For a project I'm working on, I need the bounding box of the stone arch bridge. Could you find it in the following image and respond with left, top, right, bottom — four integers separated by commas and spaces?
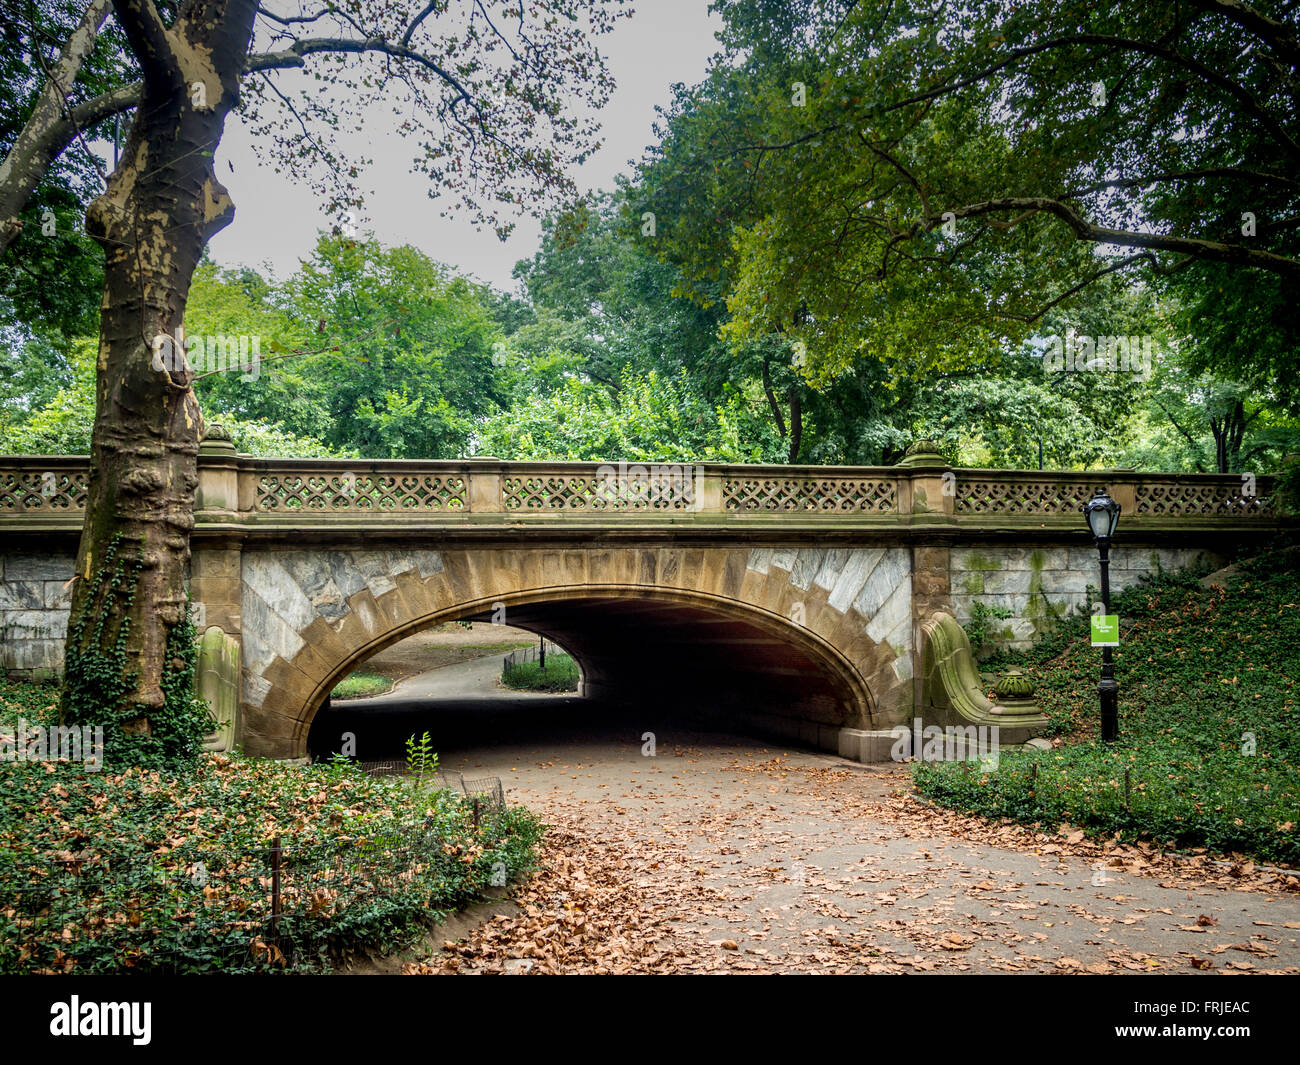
0, 441, 1283, 761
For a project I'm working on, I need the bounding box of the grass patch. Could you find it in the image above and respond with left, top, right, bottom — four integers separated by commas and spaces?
330, 671, 394, 699
0, 681, 542, 973
914, 547, 1300, 865
501, 653, 580, 693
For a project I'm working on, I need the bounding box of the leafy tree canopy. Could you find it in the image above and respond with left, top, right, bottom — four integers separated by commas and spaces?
636, 0, 1299, 397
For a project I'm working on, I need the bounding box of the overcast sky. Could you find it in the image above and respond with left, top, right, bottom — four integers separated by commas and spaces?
202, 1, 722, 294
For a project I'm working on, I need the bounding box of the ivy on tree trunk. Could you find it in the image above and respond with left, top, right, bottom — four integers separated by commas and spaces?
62, 0, 259, 749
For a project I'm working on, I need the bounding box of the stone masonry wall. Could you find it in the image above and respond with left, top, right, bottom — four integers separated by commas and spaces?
3, 540, 1231, 681
949, 542, 1226, 654
0, 550, 76, 678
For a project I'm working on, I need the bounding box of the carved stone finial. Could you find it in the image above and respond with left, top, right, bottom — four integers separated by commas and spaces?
896, 439, 950, 467
994, 667, 1038, 703
199, 422, 236, 456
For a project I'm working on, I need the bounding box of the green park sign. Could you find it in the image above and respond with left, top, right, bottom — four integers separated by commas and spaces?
1090, 615, 1120, 647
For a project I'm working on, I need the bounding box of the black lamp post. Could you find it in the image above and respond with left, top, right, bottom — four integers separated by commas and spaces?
1084, 489, 1122, 742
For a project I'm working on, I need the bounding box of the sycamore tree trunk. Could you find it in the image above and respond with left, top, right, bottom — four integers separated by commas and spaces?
64, 0, 257, 740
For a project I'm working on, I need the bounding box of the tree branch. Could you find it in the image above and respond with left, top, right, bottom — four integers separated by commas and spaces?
401, 1, 440, 45
761, 356, 786, 438
1157, 401, 1209, 470
1065, 166, 1300, 197
1186, 0, 1300, 70
0, 0, 114, 254
110, 0, 182, 90
244, 35, 480, 118
1017, 252, 1158, 323
256, 4, 335, 29
882, 32, 1300, 163
937, 196, 1300, 275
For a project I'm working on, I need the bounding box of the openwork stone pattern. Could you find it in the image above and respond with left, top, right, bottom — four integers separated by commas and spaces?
502, 474, 695, 511
256, 474, 466, 512
724, 478, 896, 512
955, 480, 1107, 515
0, 458, 1282, 523
1137, 482, 1274, 516
0, 468, 88, 512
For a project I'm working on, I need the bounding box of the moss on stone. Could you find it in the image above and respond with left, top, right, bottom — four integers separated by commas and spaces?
1026, 565, 1068, 638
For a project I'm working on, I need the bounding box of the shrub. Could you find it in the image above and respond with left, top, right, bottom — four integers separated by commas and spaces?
0, 737, 542, 973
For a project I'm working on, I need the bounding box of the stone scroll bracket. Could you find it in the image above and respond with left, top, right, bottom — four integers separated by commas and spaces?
838, 611, 1049, 763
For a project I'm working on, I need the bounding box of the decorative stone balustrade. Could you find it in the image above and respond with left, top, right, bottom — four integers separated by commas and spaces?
0, 450, 1279, 533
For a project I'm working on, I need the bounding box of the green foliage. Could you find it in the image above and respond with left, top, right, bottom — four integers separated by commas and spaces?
330, 671, 393, 700
1276, 455, 1300, 515
1120, 360, 1300, 475
632, 1, 1299, 468
210, 416, 359, 459
0, 675, 60, 730
0, 336, 95, 452
917, 550, 1300, 864
476, 367, 757, 462
962, 603, 1014, 659
154, 596, 218, 766
59, 538, 141, 762
513, 194, 769, 455
184, 260, 321, 438
501, 653, 580, 693
0, 2, 122, 346
281, 234, 506, 459
404, 731, 438, 781
0, 337, 352, 457
0, 748, 543, 973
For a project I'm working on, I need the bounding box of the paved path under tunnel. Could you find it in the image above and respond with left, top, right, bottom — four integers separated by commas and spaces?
347, 650, 562, 704
318, 656, 1300, 975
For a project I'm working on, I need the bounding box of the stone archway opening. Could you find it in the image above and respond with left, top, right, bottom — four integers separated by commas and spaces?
302, 588, 872, 762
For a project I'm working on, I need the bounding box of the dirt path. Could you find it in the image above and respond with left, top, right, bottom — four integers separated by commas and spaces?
405, 730, 1300, 975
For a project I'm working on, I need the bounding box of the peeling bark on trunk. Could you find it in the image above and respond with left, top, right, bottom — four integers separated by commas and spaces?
64, 0, 257, 734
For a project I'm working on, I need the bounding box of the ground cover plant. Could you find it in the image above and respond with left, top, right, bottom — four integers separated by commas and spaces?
330, 671, 394, 700
0, 679, 542, 973
915, 548, 1300, 865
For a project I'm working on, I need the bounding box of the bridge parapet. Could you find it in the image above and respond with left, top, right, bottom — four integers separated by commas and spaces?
0, 452, 1280, 536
